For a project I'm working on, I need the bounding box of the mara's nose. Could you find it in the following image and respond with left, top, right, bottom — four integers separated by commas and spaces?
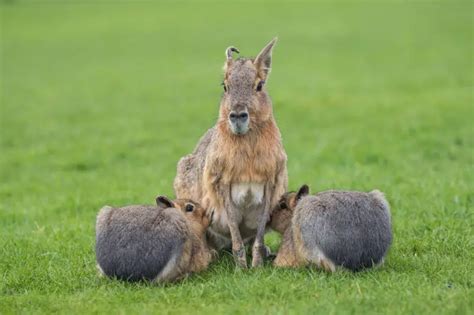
229, 111, 249, 123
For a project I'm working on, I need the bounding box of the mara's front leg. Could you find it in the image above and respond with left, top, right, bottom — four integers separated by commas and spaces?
252, 184, 272, 267
224, 198, 247, 269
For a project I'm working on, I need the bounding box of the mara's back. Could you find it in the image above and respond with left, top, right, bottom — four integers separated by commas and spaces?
95, 205, 189, 281
174, 127, 216, 201
294, 190, 392, 271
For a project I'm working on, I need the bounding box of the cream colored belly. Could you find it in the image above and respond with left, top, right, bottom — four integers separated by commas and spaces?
207, 182, 265, 249
231, 182, 264, 206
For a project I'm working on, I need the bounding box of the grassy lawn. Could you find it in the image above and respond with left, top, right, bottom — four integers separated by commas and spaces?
1, 1, 472, 314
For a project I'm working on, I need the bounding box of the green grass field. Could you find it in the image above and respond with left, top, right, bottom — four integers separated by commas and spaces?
1, 1, 473, 314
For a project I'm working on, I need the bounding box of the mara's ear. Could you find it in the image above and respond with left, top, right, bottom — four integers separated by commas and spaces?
296, 184, 310, 202
254, 37, 277, 80
155, 196, 175, 208
224, 46, 240, 72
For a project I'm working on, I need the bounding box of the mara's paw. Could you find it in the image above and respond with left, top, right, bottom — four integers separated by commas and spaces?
262, 244, 272, 258
251, 245, 267, 267
233, 246, 248, 269
251, 254, 264, 268
210, 249, 219, 261
319, 257, 336, 273
96, 264, 106, 278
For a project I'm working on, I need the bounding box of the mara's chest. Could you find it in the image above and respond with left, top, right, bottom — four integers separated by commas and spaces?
217, 147, 282, 184
204, 126, 287, 188
231, 182, 265, 207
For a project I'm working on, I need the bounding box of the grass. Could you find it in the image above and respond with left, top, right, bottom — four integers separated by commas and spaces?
1, 0, 473, 314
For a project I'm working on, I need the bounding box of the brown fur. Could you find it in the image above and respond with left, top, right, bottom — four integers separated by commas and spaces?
271, 189, 336, 270
177, 199, 215, 274
270, 187, 337, 270
202, 119, 286, 210
174, 39, 288, 268
157, 198, 213, 278
272, 228, 302, 267
270, 191, 306, 268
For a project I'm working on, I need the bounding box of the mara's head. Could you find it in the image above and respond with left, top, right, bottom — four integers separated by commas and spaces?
270, 185, 309, 233
156, 196, 213, 231
219, 38, 277, 136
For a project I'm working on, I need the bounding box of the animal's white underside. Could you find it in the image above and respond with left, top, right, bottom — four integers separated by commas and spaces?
208, 182, 265, 246
231, 182, 264, 206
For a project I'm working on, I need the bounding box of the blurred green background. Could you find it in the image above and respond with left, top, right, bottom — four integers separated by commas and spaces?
1, 1, 472, 314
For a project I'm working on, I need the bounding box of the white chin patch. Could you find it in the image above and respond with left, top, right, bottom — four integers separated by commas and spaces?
230, 123, 249, 135
231, 183, 264, 206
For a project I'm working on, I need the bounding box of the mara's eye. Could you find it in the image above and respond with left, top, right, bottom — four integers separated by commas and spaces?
185, 204, 194, 212
256, 80, 264, 92
221, 82, 227, 92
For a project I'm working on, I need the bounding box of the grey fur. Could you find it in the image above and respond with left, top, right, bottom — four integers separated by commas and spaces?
95, 205, 189, 281
294, 190, 392, 271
